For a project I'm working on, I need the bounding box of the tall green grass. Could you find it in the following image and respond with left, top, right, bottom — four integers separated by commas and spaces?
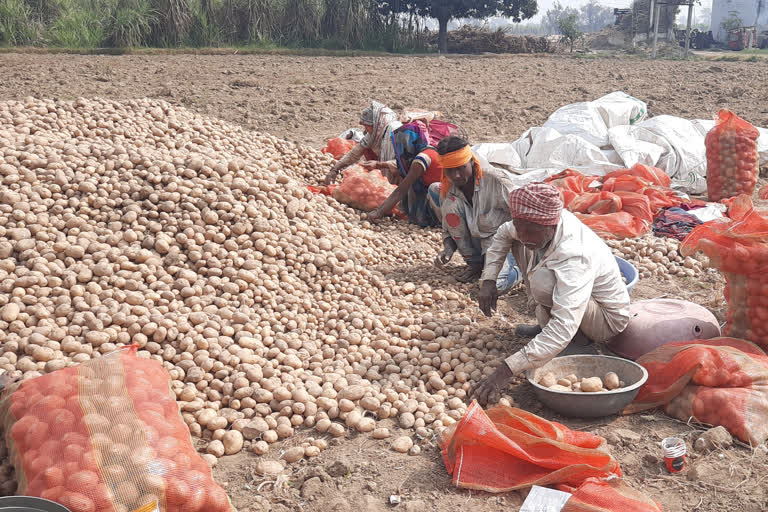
0, 0, 429, 50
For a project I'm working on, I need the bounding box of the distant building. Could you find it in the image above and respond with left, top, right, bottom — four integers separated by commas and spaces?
710, 0, 766, 41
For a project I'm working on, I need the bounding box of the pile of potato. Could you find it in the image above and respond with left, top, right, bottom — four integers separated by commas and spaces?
538, 371, 626, 393
606, 235, 706, 280
0, 97, 520, 491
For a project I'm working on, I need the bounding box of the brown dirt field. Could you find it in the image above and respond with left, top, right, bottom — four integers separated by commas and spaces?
2, 52, 768, 512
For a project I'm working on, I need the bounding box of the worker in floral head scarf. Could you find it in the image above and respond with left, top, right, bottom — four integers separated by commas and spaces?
472, 182, 631, 406
324, 100, 402, 185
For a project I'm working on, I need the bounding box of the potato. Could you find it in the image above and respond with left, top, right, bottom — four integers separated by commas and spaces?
549, 384, 572, 392
564, 374, 578, 384
580, 377, 604, 393
556, 378, 572, 387
604, 372, 620, 390
539, 372, 556, 388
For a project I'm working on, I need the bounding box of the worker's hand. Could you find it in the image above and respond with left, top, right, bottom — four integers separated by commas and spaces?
360, 160, 380, 170
324, 168, 340, 186
472, 363, 513, 407
478, 279, 498, 317
366, 209, 384, 222
434, 247, 454, 267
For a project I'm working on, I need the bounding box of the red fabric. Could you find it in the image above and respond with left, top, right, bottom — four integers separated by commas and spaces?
624, 338, 768, 445
439, 402, 662, 512
509, 183, 564, 226
419, 148, 443, 186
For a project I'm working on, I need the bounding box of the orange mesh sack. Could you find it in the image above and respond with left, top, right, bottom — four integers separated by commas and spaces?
602, 174, 649, 194
439, 402, 621, 492
568, 192, 622, 215
615, 191, 654, 223
643, 187, 681, 212
705, 109, 760, 202
321, 137, 356, 159
560, 477, 663, 512
681, 195, 768, 345
604, 164, 671, 189
576, 212, 649, 240
440, 402, 662, 512
624, 338, 768, 445
0, 348, 232, 512
332, 165, 397, 213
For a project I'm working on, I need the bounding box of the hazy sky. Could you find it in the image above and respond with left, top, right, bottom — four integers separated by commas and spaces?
530, 0, 713, 21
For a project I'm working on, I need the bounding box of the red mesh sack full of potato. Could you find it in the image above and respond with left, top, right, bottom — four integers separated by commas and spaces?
332, 165, 397, 213
705, 109, 760, 202
576, 212, 649, 240
0, 348, 232, 512
440, 402, 662, 512
321, 137, 356, 159
624, 338, 768, 445
681, 195, 768, 345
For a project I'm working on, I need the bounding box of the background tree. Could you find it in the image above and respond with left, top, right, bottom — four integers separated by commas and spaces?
382, 0, 538, 53
578, 0, 613, 32
543, 1, 577, 34
558, 12, 582, 52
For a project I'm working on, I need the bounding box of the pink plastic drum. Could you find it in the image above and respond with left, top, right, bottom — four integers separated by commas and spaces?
607, 299, 721, 360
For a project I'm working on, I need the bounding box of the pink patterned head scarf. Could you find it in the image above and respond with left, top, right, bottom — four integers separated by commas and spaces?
359, 100, 398, 156
509, 183, 564, 226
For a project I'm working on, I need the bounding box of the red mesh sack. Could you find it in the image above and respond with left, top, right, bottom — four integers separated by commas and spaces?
705, 109, 760, 202
602, 175, 649, 194
681, 195, 768, 345
560, 477, 663, 512
440, 402, 662, 511
569, 192, 622, 215
439, 402, 620, 492
615, 191, 654, 223
576, 212, 649, 239
0, 348, 232, 512
321, 137, 356, 159
331, 166, 397, 213
624, 337, 768, 445
643, 187, 682, 212
604, 164, 671, 188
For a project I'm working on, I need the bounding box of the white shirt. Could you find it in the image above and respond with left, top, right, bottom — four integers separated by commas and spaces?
482, 210, 631, 373
441, 167, 517, 252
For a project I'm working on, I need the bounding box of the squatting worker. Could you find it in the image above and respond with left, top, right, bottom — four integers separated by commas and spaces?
426, 136, 521, 290
324, 100, 402, 185
472, 183, 631, 406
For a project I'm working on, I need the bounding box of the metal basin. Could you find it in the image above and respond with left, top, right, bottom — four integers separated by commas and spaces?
526, 355, 648, 418
0, 497, 71, 512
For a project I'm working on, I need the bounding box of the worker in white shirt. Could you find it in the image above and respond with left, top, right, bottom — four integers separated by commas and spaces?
472, 182, 631, 407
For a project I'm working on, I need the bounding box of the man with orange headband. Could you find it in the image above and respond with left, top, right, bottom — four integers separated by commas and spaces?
472, 182, 631, 407
427, 136, 521, 288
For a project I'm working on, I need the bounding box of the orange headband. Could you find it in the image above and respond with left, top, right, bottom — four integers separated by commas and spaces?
438, 146, 483, 199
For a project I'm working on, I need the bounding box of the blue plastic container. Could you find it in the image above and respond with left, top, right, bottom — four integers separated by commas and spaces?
615, 256, 639, 294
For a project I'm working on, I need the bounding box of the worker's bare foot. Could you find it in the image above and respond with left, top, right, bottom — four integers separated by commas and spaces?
455, 264, 483, 283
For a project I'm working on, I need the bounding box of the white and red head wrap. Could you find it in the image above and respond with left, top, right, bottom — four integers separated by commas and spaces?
509, 183, 564, 226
